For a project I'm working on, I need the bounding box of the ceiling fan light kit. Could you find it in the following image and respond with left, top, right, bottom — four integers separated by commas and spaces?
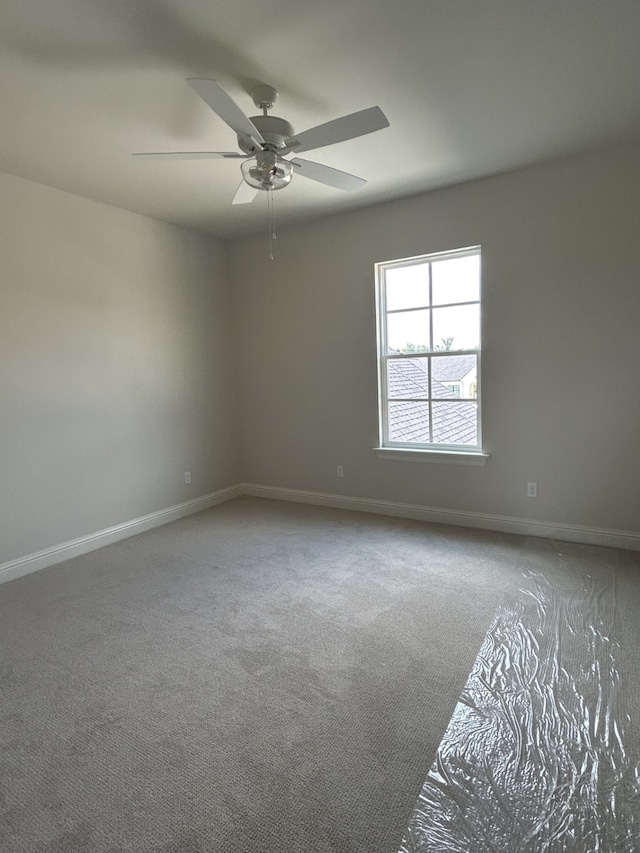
241, 151, 293, 191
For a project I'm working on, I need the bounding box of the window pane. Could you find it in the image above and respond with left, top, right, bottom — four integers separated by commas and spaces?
388, 401, 430, 443
430, 354, 478, 399
386, 309, 430, 353
385, 263, 430, 310
432, 254, 480, 305
432, 401, 478, 446
387, 357, 428, 399
432, 304, 479, 351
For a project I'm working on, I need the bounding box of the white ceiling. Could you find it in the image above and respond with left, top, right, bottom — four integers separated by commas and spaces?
2, 0, 640, 239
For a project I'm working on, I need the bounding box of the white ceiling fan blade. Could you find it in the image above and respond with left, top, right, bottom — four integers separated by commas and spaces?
290, 158, 367, 192
285, 106, 389, 154
187, 79, 265, 147
133, 152, 244, 160
232, 180, 259, 205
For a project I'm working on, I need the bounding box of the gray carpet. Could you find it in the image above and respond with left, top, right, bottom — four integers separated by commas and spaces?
1, 497, 639, 852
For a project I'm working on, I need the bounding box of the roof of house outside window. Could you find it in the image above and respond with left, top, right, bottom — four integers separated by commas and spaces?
387, 357, 477, 445
431, 354, 476, 382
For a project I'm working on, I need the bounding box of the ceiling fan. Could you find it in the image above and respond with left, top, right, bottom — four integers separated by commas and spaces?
134, 80, 390, 204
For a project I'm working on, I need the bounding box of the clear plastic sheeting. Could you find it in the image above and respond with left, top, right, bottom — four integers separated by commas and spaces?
399, 568, 640, 851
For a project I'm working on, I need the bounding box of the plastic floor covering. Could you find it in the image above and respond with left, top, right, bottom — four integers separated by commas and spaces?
398, 562, 640, 852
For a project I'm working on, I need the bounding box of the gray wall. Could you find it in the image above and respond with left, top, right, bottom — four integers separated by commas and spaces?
0, 171, 238, 565
3, 141, 639, 569
229, 142, 640, 533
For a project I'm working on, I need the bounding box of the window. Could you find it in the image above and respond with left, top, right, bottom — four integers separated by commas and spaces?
375, 246, 482, 456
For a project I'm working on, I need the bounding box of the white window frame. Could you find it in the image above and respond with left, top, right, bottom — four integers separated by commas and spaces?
374, 246, 489, 466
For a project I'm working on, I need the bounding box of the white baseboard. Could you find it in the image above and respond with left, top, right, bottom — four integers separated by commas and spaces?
241, 483, 640, 552
0, 485, 242, 585
3, 481, 638, 587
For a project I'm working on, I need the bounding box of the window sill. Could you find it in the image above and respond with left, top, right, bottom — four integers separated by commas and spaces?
373, 447, 490, 466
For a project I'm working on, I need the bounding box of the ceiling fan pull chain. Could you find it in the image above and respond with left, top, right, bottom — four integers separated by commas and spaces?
267, 189, 275, 260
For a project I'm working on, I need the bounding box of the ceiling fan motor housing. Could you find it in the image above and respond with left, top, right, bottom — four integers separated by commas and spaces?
238, 115, 295, 154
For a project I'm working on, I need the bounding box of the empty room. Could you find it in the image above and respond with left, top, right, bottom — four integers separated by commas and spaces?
2, 1, 640, 850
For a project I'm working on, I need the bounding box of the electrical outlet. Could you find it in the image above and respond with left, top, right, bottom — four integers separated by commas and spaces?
184, 471, 192, 485
527, 482, 537, 498
336, 465, 344, 478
